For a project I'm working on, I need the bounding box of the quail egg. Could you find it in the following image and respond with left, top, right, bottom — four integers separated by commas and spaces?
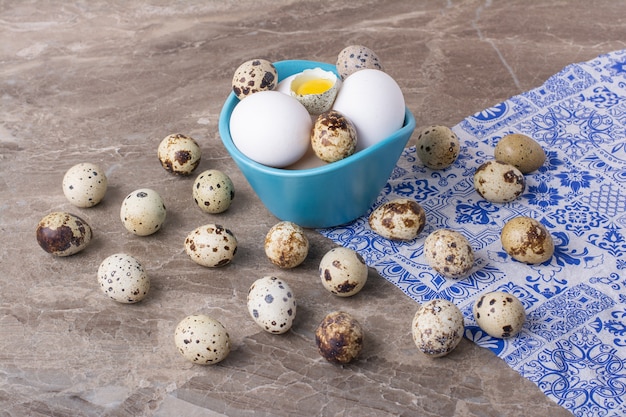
473, 160, 526, 203
232, 58, 277, 100
97, 253, 149, 303
62, 162, 108, 207
264, 221, 309, 269
36, 211, 93, 256
494, 133, 546, 174
336, 45, 384, 80
192, 169, 235, 214
319, 247, 368, 297
289, 68, 341, 115
174, 314, 231, 365
315, 311, 364, 364
423, 229, 474, 279
412, 299, 465, 357
157, 133, 201, 175
184, 224, 237, 267
247, 276, 297, 334
120, 188, 166, 236
310, 110, 357, 163
501, 216, 554, 264
369, 198, 426, 241
415, 125, 460, 169
473, 291, 526, 338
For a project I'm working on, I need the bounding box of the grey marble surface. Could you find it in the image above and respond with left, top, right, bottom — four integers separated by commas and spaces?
1, 1, 625, 416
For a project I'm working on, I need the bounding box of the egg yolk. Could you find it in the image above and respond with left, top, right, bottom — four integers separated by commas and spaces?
296, 78, 333, 95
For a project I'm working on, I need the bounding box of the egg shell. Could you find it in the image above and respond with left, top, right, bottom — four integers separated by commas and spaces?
184, 224, 237, 268
369, 198, 426, 241
494, 133, 546, 174
157, 133, 201, 175
336, 45, 384, 80
120, 188, 166, 236
192, 169, 235, 214
174, 314, 231, 365
290, 68, 340, 115
415, 125, 460, 169
264, 221, 309, 269
319, 247, 368, 297
36, 211, 92, 256
232, 58, 277, 100
473, 291, 526, 338
332, 69, 405, 151
474, 160, 526, 203
97, 253, 150, 303
501, 216, 554, 264
423, 229, 474, 279
62, 162, 108, 208
412, 299, 464, 357
315, 311, 363, 364
229, 90, 312, 168
247, 276, 297, 334
311, 110, 357, 163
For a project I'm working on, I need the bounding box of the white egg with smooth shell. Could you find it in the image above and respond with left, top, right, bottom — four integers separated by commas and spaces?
332, 69, 405, 151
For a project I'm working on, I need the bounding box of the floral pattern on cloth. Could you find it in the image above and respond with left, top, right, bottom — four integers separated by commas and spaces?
318, 49, 626, 417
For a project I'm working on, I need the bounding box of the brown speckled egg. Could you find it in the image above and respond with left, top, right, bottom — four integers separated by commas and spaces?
473, 291, 525, 338
415, 125, 460, 169
473, 160, 526, 203
192, 169, 235, 214
232, 58, 277, 100
315, 311, 363, 364
336, 45, 384, 80
247, 276, 297, 334
311, 110, 357, 163
501, 216, 554, 264
157, 133, 201, 176
494, 133, 546, 174
174, 314, 231, 365
264, 221, 309, 269
97, 253, 150, 303
319, 247, 368, 297
423, 229, 474, 278
62, 162, 108, 207
184, 224, 238, 267
369, 198, 426, 241
36, 212, 92, 256
412, 299, 464, 357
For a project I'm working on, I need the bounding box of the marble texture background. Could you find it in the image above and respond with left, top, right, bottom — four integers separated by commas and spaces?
1, 1, 624, 416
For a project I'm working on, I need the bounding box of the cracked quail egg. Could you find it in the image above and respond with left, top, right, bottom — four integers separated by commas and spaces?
62, 162, 108, 207
289, 68, 340, 115
192, 169, 235, 214
120, 188, 166, 236
369, 198, 426, 241
174, 314, 231, 365
474, 160, 526, 203
97, 253, 149, 303
184, 224, 237, 268
501, 216, 554, 264
264, 221, 309, 269
473, 291, 525, 338
247, 276, 297, 334
157, 133, 201, 175
336, 45, 384, 80
494, 133, 546, 174
319, 247, 368, 297
232, 58, 277, 100
36, 211, 92, 256
415, 125, 460, 169
315, 311, 364, 364
412, 299, 464, 358
423, 229, 474, 279
311, 110, 357, 163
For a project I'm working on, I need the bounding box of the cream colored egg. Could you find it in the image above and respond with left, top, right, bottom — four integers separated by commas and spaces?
62, 162, 108, 207
473, 160, 526, 203
157, 133, 201, 176
412, 299, 464, 357
232, 58, 277, 100
97, 253, 150, 304
415, 125, 460, 169
319, 247, 368, 297
369, 198, 426, 241
247, 276, 297, 334
495, 133, 546, 174
336, 45, 384, 80
501, 216, 554, 264
192, 169, 235, 214
423, 229, 474, 278
36, 212, 92, 256
264, 221, 309, 269
120, 188, 166, 236
184, 224, 238, 267
311, 110, 357, 163
174, 314, 231, 365
473, 291, 525, 338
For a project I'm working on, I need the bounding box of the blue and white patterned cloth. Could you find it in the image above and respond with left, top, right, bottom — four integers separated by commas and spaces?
319, 49, 626, 417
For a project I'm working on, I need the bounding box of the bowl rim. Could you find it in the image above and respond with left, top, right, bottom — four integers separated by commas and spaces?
218, 59, 416, 179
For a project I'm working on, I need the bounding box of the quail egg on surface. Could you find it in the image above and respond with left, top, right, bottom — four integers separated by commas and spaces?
120, 188, 166, 236
184, 224, 237, 268
415, 125, 460, 169
319, 247, 368, 297
192, 169, 235, 214
174, 314, 231, 365
157, 133, 201, 175
423, 229, 474, 279
62, 162, 108, 207
97, 253, 149, 303
247, 276, 297, 334
473, 160, 526, 203
336, 45, 384, 80
369, 198, 426, 241
311, 110, 357, 163
501, 216, 554, 264
232, 58, 277, 100
289, 67, 340, 115
494, 133, 546, 174
264, 221, 309, 269
36, 212, 92, 256
315, 311, 364, 364
412, 299, 464, 358
473, 291, 526, 338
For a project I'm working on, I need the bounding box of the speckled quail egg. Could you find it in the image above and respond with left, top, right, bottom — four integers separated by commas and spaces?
319, 247, 368, 297
157, 133, 201, 175
192, 169, 235, 214
415, 125, 460, 169
264, 221, 309, 269
473, 291, 526, 338
336, 45, 384, 80
36, 211, 92, 256
369, 198, 426, 241
412, 299, 465, 357
501, 216, 554, 264
184, 224, 237, 268
174, 314, 231, 365
120, 188, 166, 236
247, 276, 297, 334
473, 160, 526, 203
232, 58, 277, 100
97, 253, 149, 303
290, 68, 341, 115
311, 110, 357, 163
494, 133, 546, 174
315, 311, 364, 364
424, 229, 474, 279
62, 162, 108, 207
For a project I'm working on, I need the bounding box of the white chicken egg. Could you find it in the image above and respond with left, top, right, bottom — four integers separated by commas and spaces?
332, 69, 405, 151
97, 253, 150, 303
120, 188, 166, 236
229, 90, 312, 168
247, 276, 297, 334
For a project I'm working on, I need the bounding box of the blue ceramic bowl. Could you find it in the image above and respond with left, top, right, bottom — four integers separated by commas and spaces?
218, 60, 416, 228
